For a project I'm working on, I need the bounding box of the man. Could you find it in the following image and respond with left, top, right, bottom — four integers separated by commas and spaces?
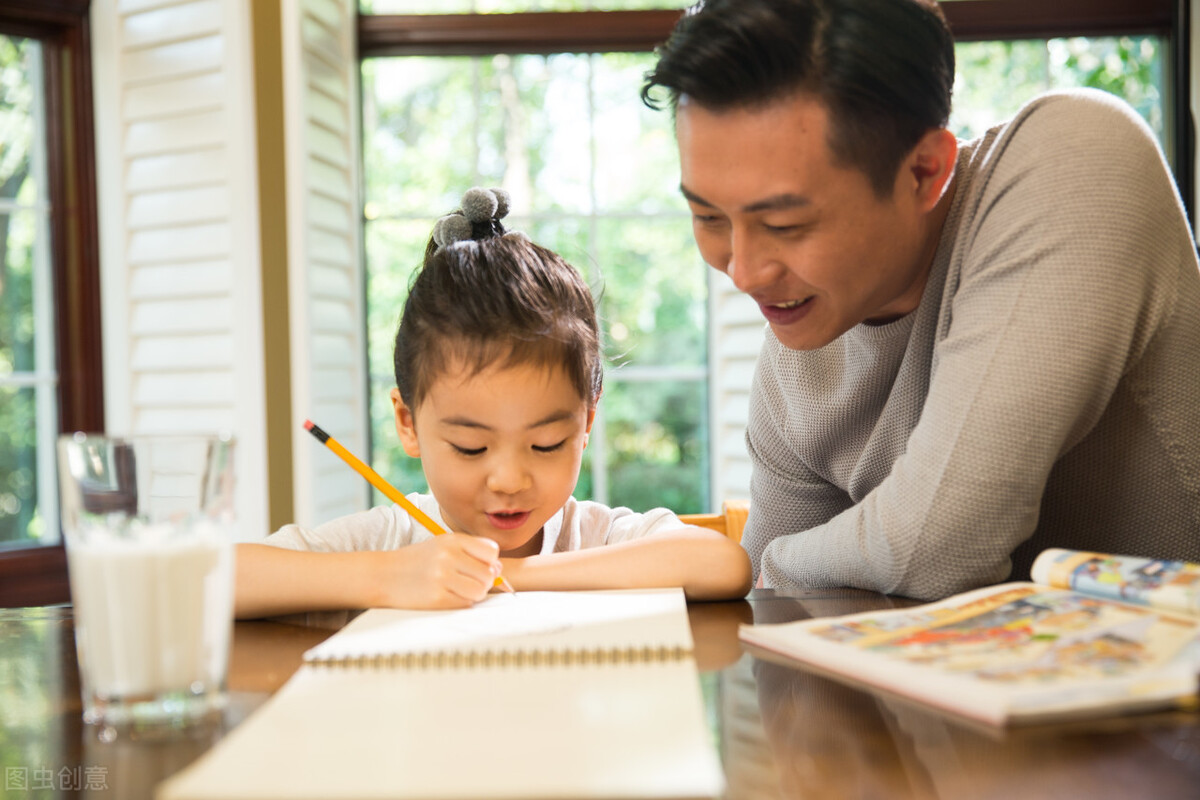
643, 0, 1200, 599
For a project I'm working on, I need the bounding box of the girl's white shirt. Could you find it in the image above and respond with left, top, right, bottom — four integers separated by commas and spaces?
263, 494, 685, 554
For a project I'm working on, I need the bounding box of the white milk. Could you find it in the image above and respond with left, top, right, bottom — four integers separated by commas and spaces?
66, 524, 234, 711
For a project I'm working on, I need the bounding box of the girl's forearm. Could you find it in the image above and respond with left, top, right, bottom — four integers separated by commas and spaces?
500, 529, 752, 601
234, 543, 381, 619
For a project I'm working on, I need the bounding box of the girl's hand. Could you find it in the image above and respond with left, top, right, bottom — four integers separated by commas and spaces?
373, 533, 503, 609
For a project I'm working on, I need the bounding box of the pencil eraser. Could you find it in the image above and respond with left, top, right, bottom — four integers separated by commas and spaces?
303, 419, 314, 431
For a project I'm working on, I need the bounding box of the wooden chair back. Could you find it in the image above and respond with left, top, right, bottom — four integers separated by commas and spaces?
679, 499, 749, 544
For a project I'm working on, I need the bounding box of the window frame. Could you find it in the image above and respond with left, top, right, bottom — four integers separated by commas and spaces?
0, 0, 103, 608
357, 0, 1190, 216
358, 49, 713, 510
355, 0, 1190, 512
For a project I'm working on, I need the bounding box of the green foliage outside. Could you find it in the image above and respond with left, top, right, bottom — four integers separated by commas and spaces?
361, 35, 1167, 518
361, 51, 709, 514
0, 35, 45, 547
0, 28, 1174, 545
952, 38, 1165, 149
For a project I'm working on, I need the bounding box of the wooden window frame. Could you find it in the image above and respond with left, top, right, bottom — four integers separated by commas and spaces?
357, 0, 1190, 215
0, 0, 102, 608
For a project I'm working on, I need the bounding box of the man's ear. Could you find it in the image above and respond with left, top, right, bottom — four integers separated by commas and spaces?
905, 127, 957, 213
391, 388, 421, 458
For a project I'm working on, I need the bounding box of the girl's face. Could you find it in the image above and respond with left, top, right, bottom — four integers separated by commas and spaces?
391, 358, 595, 557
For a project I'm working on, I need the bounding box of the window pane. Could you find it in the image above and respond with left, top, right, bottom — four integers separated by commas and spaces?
361, 58, 483, 217
368, 375, 428, 504
0, 35, 55, 549
514, 53, 593, 213
363, 47, 709, 511
519, 216, 594, 278
592, 52, 684, 213
0, 387, 47, 545
364, 217, 430, 501
595, 218, 704, 368
952, 37, 1168, 157
601, 379, 708, 514
0, 37, 39, 372
364, 218, 427, 381
363, 51, 687, 217
0, 211, 35, 371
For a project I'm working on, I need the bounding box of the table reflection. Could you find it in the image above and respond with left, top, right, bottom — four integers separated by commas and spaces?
3, 591, 1198, 800
718, 591, 1200, 800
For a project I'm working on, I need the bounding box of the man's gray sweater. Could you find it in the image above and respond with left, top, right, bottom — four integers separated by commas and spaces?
745, 90, 1200, 600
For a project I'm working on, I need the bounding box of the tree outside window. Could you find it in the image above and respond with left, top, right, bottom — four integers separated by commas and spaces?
356, 2, 1178, 517
0, 35, 56, 549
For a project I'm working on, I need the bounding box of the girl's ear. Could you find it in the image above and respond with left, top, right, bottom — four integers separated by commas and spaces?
585, 405, 597, 436
391, 388, 421, 458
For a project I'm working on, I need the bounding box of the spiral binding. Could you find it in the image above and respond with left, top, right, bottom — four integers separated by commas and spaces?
307, 645, 692, 670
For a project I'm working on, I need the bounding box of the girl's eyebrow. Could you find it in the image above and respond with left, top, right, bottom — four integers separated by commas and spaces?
441, 410, 577, 430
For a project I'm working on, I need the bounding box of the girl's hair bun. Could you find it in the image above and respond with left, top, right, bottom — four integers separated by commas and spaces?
433, 187, 514, 252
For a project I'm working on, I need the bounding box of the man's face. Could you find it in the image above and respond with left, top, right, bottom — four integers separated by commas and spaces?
676, 94, 939, 351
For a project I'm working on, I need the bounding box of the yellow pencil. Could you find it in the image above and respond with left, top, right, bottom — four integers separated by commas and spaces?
304, 419, 515, 593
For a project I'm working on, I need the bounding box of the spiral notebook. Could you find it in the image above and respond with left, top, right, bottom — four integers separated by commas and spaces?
157, 589, 724, 800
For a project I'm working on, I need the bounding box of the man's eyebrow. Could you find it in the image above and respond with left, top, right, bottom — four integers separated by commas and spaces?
680, 185, 811, 214
440, 410, 576, 430
743, 193, 811, 214
680, 185, 715, 208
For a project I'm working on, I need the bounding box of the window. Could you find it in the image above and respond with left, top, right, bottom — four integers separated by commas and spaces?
0, 36, 54, 547
0, 1, 102, 607
360, 6, 708, 515
954, 38, 1168, 149
357, 0, 1188, 516
946, 0, 1186, 207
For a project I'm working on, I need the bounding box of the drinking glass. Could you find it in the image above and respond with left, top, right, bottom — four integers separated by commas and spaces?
56, 433, 236, 735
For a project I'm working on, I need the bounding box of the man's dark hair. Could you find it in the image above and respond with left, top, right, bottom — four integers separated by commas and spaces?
394, 228, 603, 413
642, 0, 955, 196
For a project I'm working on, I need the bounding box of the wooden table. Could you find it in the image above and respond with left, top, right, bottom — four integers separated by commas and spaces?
2, 589, 1199, 798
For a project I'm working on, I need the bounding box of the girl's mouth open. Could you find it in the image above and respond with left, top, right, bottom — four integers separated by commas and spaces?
487, 510, 531, 530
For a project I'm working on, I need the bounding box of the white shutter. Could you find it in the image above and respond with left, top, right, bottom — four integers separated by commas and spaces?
92, 0, 268, 541
708, 272, 763, 506
282, 0, 369, 525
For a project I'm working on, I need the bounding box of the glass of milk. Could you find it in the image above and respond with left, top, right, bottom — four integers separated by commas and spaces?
57, 433, 236, 735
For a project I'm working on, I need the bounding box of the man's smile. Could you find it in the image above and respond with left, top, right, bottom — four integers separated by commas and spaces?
758, 296, 815, 325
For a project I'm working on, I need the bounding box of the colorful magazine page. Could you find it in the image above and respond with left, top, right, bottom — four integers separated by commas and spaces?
1031, 548, 1200, 616
740, 582, 1200, 726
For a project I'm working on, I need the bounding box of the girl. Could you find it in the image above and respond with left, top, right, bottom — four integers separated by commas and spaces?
235, 188, 751, 617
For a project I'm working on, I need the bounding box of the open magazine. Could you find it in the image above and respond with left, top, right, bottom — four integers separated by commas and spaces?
1029, 548, 1200, 615
740, 549, 1200, 726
